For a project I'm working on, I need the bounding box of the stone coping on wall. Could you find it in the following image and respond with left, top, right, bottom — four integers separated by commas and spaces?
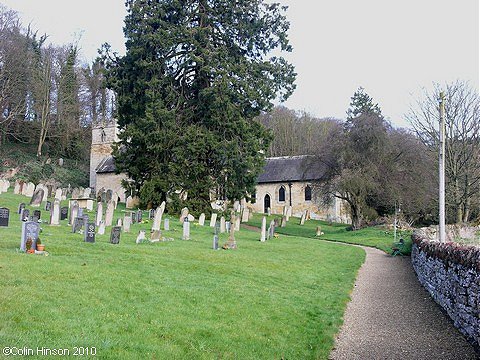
411, 230, 479, 350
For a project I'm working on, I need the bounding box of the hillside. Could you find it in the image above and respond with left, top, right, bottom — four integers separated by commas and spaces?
0, 142, 89, 188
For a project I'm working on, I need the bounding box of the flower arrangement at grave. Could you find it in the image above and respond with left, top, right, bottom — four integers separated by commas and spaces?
25, 238, 33, 253
36, 238, 45, 252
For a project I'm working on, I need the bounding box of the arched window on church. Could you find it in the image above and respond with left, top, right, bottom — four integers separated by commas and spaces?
279, 186, 286, 202
305, 185, 312, 201
101, 129, 106, 142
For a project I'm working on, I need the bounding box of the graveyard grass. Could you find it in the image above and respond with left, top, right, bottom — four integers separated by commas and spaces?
246, 214, 412, 255
0, 190, 365, 359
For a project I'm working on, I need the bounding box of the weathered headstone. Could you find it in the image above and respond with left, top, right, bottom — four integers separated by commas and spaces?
106, 189, 113, 202
269, 220, 275, 239
51, 200, 60, 225
235, 216, 241, 231
95, 202, 103, 226
152, 201, 165, 231
220, 216, 226, 233
20, 221, 40, 251
78, 207, 84, 218
213, 234, 219, 250
224, 214, 237, 249
116, 218, 122, 227
55, 188, 62, 200
29, 188, 44, 207
241, 207, 250, 222
73, 217, 85, 233
58, 158, 64, 166
164, 218, 170, 231
45, 201, 52, 212
124, 216, 132, 233
267, 207, 271, 216
0, 208, 9, 227
136, 210, 142, 223
69, 201, 79, 225
286, 205, 292, 220
24, 182, 35, 197
83, 188, 91, 199
210, 213, 218, 227
110, 226, 121, 244
18, 203, 26, 214
182, 217, 190, 240
105, 200, 114, 227
14, 180, 22, 195
149, 209, 155, 220
136, 230, 147, 243
281, 216, 287, 227
20, 209, 30, 221
98, 221, 105, 235
60, 206, 68, 221
260, 216, 266, 242
299, 212, 306, 225
198, 213, 205, 226
84, 223, 96, 243
225, 221, 231, 233
33, 210, 41, 220
86, 199, 94, 211
316, 226, 322, 236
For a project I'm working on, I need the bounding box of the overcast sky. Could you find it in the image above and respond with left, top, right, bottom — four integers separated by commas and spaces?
1, 0, 478, 128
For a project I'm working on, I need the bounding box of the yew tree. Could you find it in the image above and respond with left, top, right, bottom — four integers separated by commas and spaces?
106, 0, 295, 212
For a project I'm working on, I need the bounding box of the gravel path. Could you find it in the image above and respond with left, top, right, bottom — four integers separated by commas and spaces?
330, 246, 478, 360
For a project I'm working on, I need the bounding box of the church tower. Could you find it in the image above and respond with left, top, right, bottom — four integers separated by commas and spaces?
89, 120, 119, 190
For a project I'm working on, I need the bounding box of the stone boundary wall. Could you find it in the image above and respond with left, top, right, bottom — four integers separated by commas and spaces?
411, 230, 479, 350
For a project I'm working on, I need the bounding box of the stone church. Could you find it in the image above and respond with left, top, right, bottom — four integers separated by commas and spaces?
90, 121, 349, 222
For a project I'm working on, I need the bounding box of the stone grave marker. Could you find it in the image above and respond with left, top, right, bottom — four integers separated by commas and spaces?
24, 182, 35, 197
269, 220, 275, 239
224, 214, 237, 249
20, 209, 30, 221
149, 209, 155, 220
14, 180, 22, 195
136, 230, 146, 244
78, 208, 84, 218
210, 213, 217, 227
213, 234, 219, 250
179, 207, 189, 223
18, 203, 25, 214
220, 216, 226, 233
267, 207, 271, 216
316, 226, 322, 236
72, 217, 85, 233
55, 188, 62, 200
60, 206, 68, 221
51, 200, 60, 225
84, 223, 96, 243
299, 212, 305, 225
198, 213, 205, 226
152, 201, 165, 231
96, 202, 103, 226
29, 188, 44, 207
45, 201, 52, 212
98, 221, 105, 235
117, 218, 122, 227
21, 221, 40, 251
235, 216, 241, 231
33, 210, 41, 220
124, 216, 132, 233
150, 230, 161, 242
106, 189, 113, 202
110, 226, 121, 244
105, 200, 114, 227
214, 221, 220, 235
226, 221, 231, 233
164, 218, 170, 231
137, 210, 142, 223
0, 208, 9, 227
281, 216, 287, 227
86, 199, 94, 211
182, 217, 190, 240
241, 207, 249, 222
69, 201, 79, 225
260, 216, 266, 242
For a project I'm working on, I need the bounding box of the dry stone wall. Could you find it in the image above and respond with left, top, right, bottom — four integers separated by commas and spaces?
411, 230, 479, 350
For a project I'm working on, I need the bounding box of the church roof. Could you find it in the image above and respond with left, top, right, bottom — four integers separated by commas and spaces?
96, 156, 116, 174
257, 155, 326, 184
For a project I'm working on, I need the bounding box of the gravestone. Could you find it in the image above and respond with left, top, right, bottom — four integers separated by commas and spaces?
55, 188, 62, 200
241, 207, 250, 222
60, 206, 68, 220
209, 213, 217, 227
117, 218, 122, 227
149, 209, 155, 220
198, 213, 205, 226
24, 182, 35, 197
47, 185, 53, 198
105, 200, 114, 227
73, 217, 85, 233
316, 226, 322, 236
83, 188, 91, 199
50, 200, 60, 225
235, 216, 241, 231
71, 188, 81, 199
29, 188, 44, 207
215, 221, 220, 235
33, 210, 41, 220
84, 223, 96, 243
110, 226, 121, 244
260, 216, 266, 242
267, 207, 271, 216
36, 184, 48, 202
213, 234, 219, 250
78, 208, 84, 218
98, 221, 105, 235
58, 158, 64, 166
220, 216, 226, 233
269, 220, 275, 239
136, 230, 146, 244
286, 205, 292, 220
124, 216, 132, 233
96, 202, 103, 226
86, 199, 94, 211
137, 210, 142, 223
150, 230, 161, 242
14, 180, 22, 195
226, 221, 231, 233
20, 221, 40, 251
299, 212, 305, 225
224, 214, 237, 249
0, 208, 9, 227
106, 189, 113, 202
164, 218, 170, 231
182, 218, 190, 240
281, 216, 287, 227
18, 203, 25, 214
152, 202, 165, 231
20, 209, 30, 221
69, 201, 79, 225
45, 201, 52, 212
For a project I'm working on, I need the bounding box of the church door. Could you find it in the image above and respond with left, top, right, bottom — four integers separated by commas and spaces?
264, 194, 271, 214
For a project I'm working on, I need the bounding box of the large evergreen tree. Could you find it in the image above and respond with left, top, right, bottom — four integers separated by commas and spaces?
106, 0, 296, 213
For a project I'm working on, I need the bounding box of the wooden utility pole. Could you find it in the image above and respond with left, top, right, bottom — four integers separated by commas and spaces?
439, 92, 446, 242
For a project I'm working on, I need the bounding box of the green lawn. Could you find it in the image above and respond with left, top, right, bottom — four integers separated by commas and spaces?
0, 190, 365, 359
246, 213, 412, 255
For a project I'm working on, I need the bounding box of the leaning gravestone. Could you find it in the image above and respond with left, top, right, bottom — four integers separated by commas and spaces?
110, 226, 121, 244
150, 230, 161, 242
20, 221, 40, 251
60, 206, 68, 221
0, 208, 9, 227
152, 202, 165, 231
45, 201, 52, 212
18, 203, 25, 214
29, 188, 44, 207
84, 223, 96, 243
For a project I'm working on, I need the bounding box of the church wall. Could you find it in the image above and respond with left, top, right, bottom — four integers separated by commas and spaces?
90, 123, 119, 190
96, 172, 128, 203
250, 181, 350, 223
